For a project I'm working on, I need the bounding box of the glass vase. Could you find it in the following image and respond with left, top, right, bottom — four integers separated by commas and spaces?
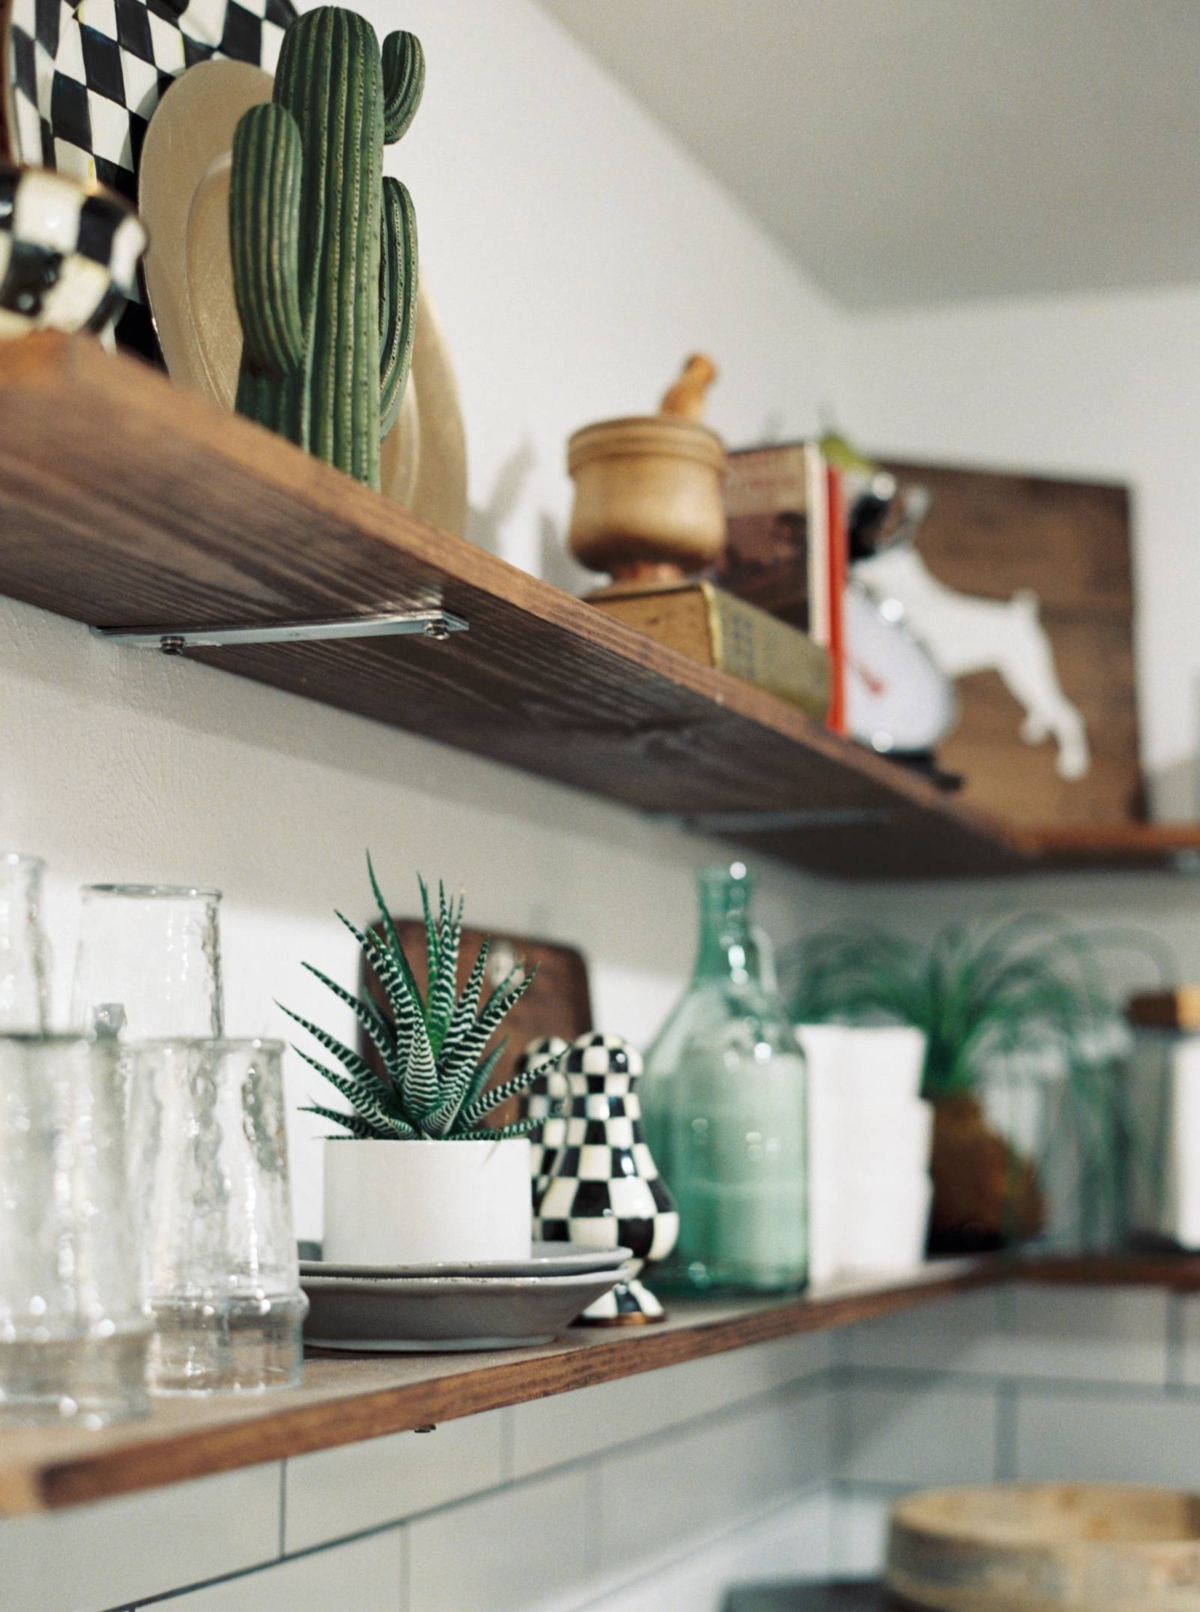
642, 863, 808, 1293
71, 883, 223, 1040
0, 1034, 150, 1426
0, 853, 50, 1033
126, 1038, 306, 1393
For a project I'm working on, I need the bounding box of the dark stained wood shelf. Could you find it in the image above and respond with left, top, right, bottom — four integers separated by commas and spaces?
0, 1261, 992, 1517
0, 333, 1028, 882
1, 1252, 1198, 1516
0, 335, 1190, 880
1013, 822, 1200, 871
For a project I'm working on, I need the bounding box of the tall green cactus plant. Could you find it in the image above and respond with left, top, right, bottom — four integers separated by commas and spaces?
229, 7, 423, 490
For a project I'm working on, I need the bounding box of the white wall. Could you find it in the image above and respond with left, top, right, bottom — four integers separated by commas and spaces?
0, 0, 860, 1240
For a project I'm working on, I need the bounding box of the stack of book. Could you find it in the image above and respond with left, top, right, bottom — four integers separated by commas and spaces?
591, 440, 848, 727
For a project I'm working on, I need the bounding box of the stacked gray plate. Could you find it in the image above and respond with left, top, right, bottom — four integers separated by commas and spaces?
300, 1242, 634, 1352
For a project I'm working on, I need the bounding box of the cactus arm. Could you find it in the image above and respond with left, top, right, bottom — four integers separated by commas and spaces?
379, 176, 418, 438
382, 32, 425, 143
229, 104, 305, 378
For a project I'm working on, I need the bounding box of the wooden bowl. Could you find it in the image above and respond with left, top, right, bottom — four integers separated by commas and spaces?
567, 414, 726, 587
887, 1484, 1200, 1611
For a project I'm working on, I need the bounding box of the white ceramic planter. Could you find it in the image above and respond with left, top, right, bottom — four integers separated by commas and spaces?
323, 1137, 532, 1266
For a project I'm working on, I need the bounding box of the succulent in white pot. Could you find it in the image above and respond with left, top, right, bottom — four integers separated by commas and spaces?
284, 861, 561, 1266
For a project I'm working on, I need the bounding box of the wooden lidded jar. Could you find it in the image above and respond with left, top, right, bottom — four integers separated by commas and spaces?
567, 356, 727, 590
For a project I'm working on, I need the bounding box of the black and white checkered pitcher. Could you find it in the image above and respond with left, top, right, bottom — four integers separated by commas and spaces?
533, 1032, 679, 1324
0, 162, 145, 337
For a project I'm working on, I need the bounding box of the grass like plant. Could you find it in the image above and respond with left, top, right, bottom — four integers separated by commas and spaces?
785, 913, 1168, 1247
787, 913, 1133, 1101
284, 858, 556, 1140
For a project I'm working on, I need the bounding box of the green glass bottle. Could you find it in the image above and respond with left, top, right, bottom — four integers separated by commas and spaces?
642, 863, 808, 1293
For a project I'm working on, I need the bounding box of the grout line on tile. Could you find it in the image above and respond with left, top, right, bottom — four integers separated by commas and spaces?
995, 1381, 1017, 1481
508, 1364, 840, 1486
583, 1458, 604, 1579
1168, 1291, 1187, 1389
840, 1363, 1193, 1400
278, 1459, 287, 1558
129, 1523, 405, 1608
565, 1481, 833, 1612
398, 1521, 409, 1612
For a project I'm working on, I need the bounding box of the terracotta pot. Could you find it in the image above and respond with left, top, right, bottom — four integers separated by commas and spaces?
323, 1137, 532, 1265
567, 415, 727, 587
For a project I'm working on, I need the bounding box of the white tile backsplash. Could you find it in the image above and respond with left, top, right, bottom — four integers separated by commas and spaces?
598, 1382, 832, 1568
159, 1531, 402, 1611
406, 1466, 591, 1612
840, 1290, 1006, 1376
284, 1410, 507, 1551
1174, 1294, 1200, 1387
1014, 1385, 1200, 1486
510, 1332, 832, 1480
0, 1465, 280, 1612
1011, 1285, 1170, 1384
829, 1488, 898, 1577
558, 1490, 833, 1612
839, 1379, 998, 1487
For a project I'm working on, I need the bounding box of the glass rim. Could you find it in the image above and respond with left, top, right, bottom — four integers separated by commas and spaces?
81, 882, 223, 900
125, 1036, 285, 1054
0, 851, 45, 870
0, 1030, 108, 1047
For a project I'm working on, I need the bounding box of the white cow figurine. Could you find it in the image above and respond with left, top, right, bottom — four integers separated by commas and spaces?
854, 523, 1090, 781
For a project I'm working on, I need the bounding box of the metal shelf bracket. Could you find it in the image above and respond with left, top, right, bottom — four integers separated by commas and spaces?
92, 609, 469, 655
670, 807, 893, 833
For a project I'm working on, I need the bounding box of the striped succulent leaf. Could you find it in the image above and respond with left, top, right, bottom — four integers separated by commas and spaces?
293, 1047, 415, 1137
289, 860, 565, 1141
277, 1003, 390, 1096
426, 892, 464, 1052
301, 960, 399, 1079
463, 1053, 557, 1128
442, 936, 489, 1052
368, 853, 423, 1009
300, 1103, 393, 1140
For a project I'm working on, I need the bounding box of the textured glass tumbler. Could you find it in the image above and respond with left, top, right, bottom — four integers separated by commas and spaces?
71, 884, 223, 1040
128, 1039, 306, 1393
0, 1034, 150, 1426
0, 853, 50, 1032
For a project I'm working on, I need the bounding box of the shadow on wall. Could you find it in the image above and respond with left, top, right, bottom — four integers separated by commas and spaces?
465, 437, 536, 557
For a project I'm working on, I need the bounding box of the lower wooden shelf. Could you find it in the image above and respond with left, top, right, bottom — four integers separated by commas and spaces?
2, 1252, 1198, 1517
1015, 823, 1200, 870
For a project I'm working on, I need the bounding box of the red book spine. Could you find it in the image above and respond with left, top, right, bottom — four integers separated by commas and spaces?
825, 466, 848, 734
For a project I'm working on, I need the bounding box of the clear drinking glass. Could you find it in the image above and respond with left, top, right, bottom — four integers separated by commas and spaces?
642, 863, 808, 1293
0, 1034, 151, 1426
127, 1038, 306, 1393
0, 853, 50, 1032
71, 884, 223, 1039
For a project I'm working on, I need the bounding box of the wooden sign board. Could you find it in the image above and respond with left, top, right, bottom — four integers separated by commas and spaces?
879, 460, 1143, 827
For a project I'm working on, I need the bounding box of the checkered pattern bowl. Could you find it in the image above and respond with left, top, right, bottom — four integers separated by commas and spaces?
0, 160, 145, 335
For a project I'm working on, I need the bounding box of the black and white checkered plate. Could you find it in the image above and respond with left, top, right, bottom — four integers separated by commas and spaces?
2, 0, 295, 349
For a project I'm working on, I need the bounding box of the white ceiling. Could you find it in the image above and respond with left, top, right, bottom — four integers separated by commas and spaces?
536, 0, 1200, 312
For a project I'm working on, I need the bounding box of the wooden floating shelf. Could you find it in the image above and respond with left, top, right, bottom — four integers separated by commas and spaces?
1013, 822, 1200, 871
1, 1253, 1197, 1516
0, 334, 1189, 881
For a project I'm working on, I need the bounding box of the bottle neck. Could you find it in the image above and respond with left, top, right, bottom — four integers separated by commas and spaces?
692, 871, 758, 986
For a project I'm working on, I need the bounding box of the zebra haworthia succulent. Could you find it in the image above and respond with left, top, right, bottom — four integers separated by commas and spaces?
229, 6, 423, 490
285, 859, 561, 1141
